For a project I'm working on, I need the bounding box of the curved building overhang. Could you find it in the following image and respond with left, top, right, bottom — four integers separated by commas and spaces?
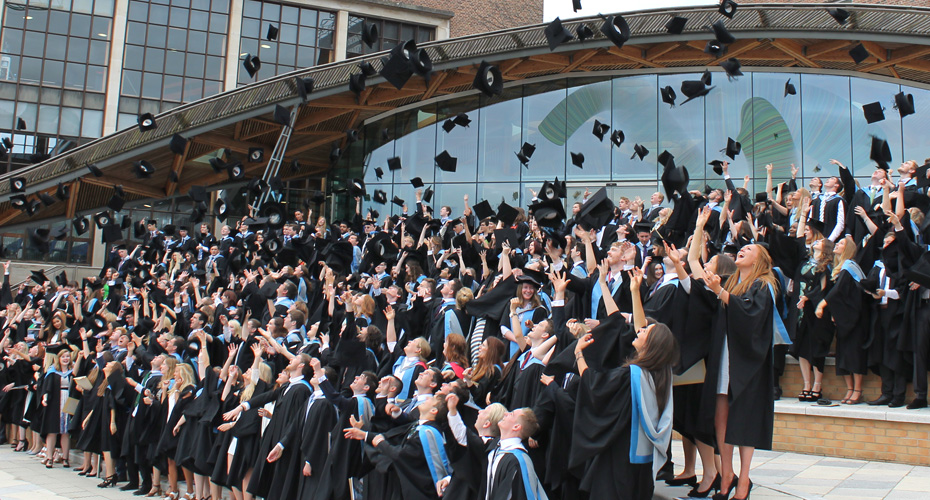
3, 2, 930, 229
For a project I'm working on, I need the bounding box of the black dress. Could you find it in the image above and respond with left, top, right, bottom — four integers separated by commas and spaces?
826, 268, 869, 375
35, 371, 64, 436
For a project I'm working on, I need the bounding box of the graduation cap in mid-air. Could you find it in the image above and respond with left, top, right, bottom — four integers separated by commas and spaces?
784, 79, 797, 97
666, 16, 688, 35
720, 58, 743, 79
387, 156, 402, 172
724, 138, 741, 160
719, 0, 738, 19
709, 159, 726, 176
862, 102, 885, 124
435, 151, 457, 172
894, 92, 915, 118
711, 20, 735, 45
576, 24, 594, 41
570, 152, 585, 169
516, 142, 536, 166
870, 136, 892, 170
631, 144, 649, 160
610, 130, 624, 147
473, 61, 503, 97
600, 15, 631, 49
827, 8, 850, 25
680, 80, 713, 105
266, 24, 278, 41
592, 120, 609, 141
544, 17, 574, 51
661, 86, 677, 107
849, 44, 869, 65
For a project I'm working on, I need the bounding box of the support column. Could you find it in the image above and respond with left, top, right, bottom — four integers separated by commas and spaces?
334, 10, 348, 62
102, 0, 129, 135
224, 0, 245, 91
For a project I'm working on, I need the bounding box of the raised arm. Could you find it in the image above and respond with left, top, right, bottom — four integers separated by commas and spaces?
689, 207, 710, 281
629, 267, 646, 330
596, 260, 619, 317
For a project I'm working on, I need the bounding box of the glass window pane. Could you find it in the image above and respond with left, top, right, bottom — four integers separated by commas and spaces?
851, 78, 902, 178
60, 107, 81, 136
299, 27, 317, 47
612, 74, 657, 180
657, 73, 704, 187
478, 183, 521, 212
209, 13, 228, 33
207, 33, 226, 56
45, 34, 67, 60
6, 9, 26, 28
66, 37, 89, 63
80, 108, 101, 136
128, 0, 148, 21
86, 65, 106, 91
163, 75, 183, 101
94, 0, 115, 16
165, 51, 185, 75
362, 116, 395, 185
189, 10, 209, 31
43, 60, 64, 86
22, 31, 45, 58
395, 108, 437, 183
523, 81, 567, 182
21, 57, 42, 84
203, 79, 222, 97
166, 27, 186, 50
1, 28, 23, 55
15, 102, 37, 131
185, 53, 204, 78
70, 13, 92, 37
92, 17, 112, 38
37, 104, 59, 134
211, 0, 228, 14
89, 40, 109, 64
183, 78, 203, 101
147, 24, 167, 48
262, 2, 280, 22
205, 56, 223, 78
564, 79, 611, 182
187, 30, 206, 53
48, 10, 70, 34
122, 69, 142, 96
149, 3, 169, 24
64, 62, 85, 89
126, 21, 146, 44
302, 9, 318, 27
144, 47, 165, 72
142, 72, 162, 99
296, 46, 316, 68
436, 96, 479, 183
903, 86, 930, 163
242, 0, 261, 18
169, 6, 189, 28
25, 8, 49, 31
801, 74, 852, 178
477, 87, 522, 182
277, 44, 295, 66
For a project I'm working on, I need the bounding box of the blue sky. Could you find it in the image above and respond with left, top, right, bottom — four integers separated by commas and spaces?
544, 0, 713, 21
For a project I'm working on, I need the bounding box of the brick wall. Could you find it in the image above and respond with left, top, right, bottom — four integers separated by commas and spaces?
406, 0, 544, 37
773, 413, 930, 465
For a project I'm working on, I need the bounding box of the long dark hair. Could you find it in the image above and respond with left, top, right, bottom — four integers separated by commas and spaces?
625, 321, 679, 414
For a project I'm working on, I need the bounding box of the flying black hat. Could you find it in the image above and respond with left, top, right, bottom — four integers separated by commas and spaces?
600, 15, 630, 49
592, 119, 609, 141
133, 160, 155, 178
496, 202, 520, 227
138, 113, 156, 132
862, 102, 885, 124
39, 192, 56, 207
849, 44, 869, 64
361, 21, 379, 48
529, 198, 566, 228
680, 80, 713, 105
435, 150, 457, 172
666, 16, 688, 35
243, 53, 261, 77
576, 187, 614, 230
720, 58, 742, 79
711, 20, 735, 45
388, 156, 402, 171
724, 138, 741, 160
10, 177, 25, 193
373, 190, 387, 205
631, 144, 649, 160
473, 200, 495, 221
827, 8, 849, 25
705, 40, 726, 58
894, 92, 915, 118
169, 133, 188, 155
719, 0, 738, 19
295, 76, 314, 101
661, 86, 677, 107
610, 130, 624, 147
473, 61, 503, 97
784, 79, 797, 97
870, 136, 892, 170
108, 193, 125, 213
570, 152, 584, 169
410, 177, 424, 189
266, 24, 278, 41
73, 216, 90, 235
544, 17, 574, 51
576, 24, 594, 41
516, 142, 536, 166
709, 159, 725, 176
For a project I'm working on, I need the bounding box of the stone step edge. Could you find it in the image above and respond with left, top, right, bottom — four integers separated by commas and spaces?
775, 399, 930, 424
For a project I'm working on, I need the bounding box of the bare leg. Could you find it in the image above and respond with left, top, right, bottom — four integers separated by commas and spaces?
735, 446, 755, 498
44, 433, 58, 466
695, 439, 718, 490
210, 480, 222, 500
60, 433, 70, 463
150, 467, 162, 495
798, 358, 812, 393
241, 468, 253, 500
103, 451, 116, 478
842, 374, 853, 402
714, 394, 736, 493
675, 437, 696, 479
182, 467, 195, 496
167, 458, 179, 495
194, 473, 206, 498
852, 373, 864, 403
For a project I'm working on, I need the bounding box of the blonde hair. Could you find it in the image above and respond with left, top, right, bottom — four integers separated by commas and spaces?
832, 235, 857, 281
241, 362, 273, 403
170, 364, 196, 396
724, 244, 777, 296
412, 337, 431, 361
484, 403, 507, 437
357, 295, 375, 317
43, 353, 61, 373
455, 287, 474, 310
227, 320, 243, 340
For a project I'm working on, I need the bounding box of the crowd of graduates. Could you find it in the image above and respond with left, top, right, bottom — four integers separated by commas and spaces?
1, 154, 930, 500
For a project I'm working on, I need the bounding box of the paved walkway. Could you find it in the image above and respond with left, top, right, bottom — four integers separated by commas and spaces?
0, 442, 928, 499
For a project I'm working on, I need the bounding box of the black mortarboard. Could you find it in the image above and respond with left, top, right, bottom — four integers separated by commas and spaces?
16, 117, 26, 130
680, 80, 713, 105
452, 113, 471, 127
138, 112, 156, 132
346, 129, 359, 144
530, 198, 566, 228
661, 85, 677, 107
473, 61, 503, 97
719, 0, 737, 19
391, 195, 405, 207
295, 76, 314, 101
260, 202, 287, 228
661, 164, 690, 199
243, 53, 261, 77
108, 193, 125, 212
120, 215, 132, 230
168, 133, 187, 156
724, 138, 741, 160
247, 177, 268, 196
349, 73, 366, 95
905, 253, 930, 289
784, 79, 797, 97
387, 156, 402, 171
361, 21, 378, 48
209, 156, 225, 172
493, 228, 520, 249
862, 102, 885, 124
516, 142, 536, 166
2, 137, 11, 149
610, 130, 624, 147
25, 198, 41, 216
631, 144, 649, 160
592, 119, 609, 141
266, 24, 278, 41
442, 119, 456, 133
10, 177, 25, 192
544, 17, 574, 51
657, 150, 675, 169
133, 220, 146, 239
701, 70, 712, 86
54, 182, 69, 201
849, 44, 869, 64
30, 269, 49, 284
807, 219, 825, 236
9, 194, 27, 210
666, 16, 687, 35
705, 40, 726, 58
133, 160, 155, 178
435, 150, 457, 172
576, 24, 594, 41
273, 105, 291, 127
349, 178, 366, 197
473, 200, 495, 221
538, 180, 559, 201
423, 186, 434, 204
894, 92, 915, 118
827, 8, 849, 25
227, 162, 245, 180
870, 136, 892, 170
374, 167, 384, 179
378, 45, 414, 90
916, 164, 930, 189
410, 177, 424, 189
572, 0, 581, 12
373, 190, 387, 204
73, 216, 89, 235
721, 58, 742, 78
576, 187, 614, 230
600, 14, 630, 49
325, 240, 355, 273
101, 223, 123, 243
711, 20, 735, 45
570, 152, 584, 169
552, 177, 567, 198
114, 185, 125, 198
39, 192, 56, 207
188, 185, 208, 203
709, 159, 725, 175
249, 147, 265, 162
28, 229, 50, 253
497, 202, 520, 227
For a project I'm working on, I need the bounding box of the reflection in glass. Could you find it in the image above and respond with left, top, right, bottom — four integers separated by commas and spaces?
800, 74, 852, 177
478, 87, 522, 182
436, 96, 480, 184
612, 75, 658, 180
394, 107, 437, 184
705, 72, 753, 191
902, 85, 930, 164
850, 78, 901, 178
564, 79, 611, 182
750, 73, 802, 186
522, 81, 567, 183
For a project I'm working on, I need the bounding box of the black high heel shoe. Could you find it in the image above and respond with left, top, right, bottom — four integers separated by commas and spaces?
97, 474, 118, 488
666, 475, 698, 487
711, 474, 738, 500
688, 474, 721, 498
732, 479, 753, 500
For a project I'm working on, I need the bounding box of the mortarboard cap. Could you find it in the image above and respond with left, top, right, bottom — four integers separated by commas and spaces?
442, 119, 456, 133
373, 190, 387, 204
494, 228, 520, 249
701, 70, 712, 86
391, 195, 405, 207
570, 152, 584, 169
169, 134, 187, 155
28, 229, 50, 253
661, 86, 676, 107
30, 269, 49, 284
435, 150, 457, 172
530, 198, 566, 228
133, 160, 155, 178
51, 225, 69, 241
349, 73, 366, 95
423, 186, 434, 203
72, 216, 89, 235
544, 17, 574, 51
295, 76, 314, 101
709, 159, 725, 176
870, 136, 892, 170
55, 182, 69, 200
724, 138, 741, 160
273, 105, 291, 127
631, 144, 649, 160
9, 194, 27, 210
243, 53, 261, 77
592, 119, 609, 141
188, 185, 208, 203
108, 193, 125, 213
120, 215, 132, 230
10, 176, 25, 192
17, 117, 26, 130
227, 162, 245, 180
894, 92, 915, 118
600, 15, 630, 49
807, 219, 825, 236
827, 8, 849, 25
661, 163, 690, 199
610, 129, 624, 147
473, 200, 495, 221
680, 80, 713, 105
374, 167, 384, 179
497, 202, 520, 227
101, 223, 123, 243
705, 40, 726, 58
573, 0, 582, 12
387, 156, 402, 171
266, 24, 278, 41
719, 0, 738, 19
666, 16, 687, 35
348, 178, 366, 197
39, 192, 56, 207
576, 24, 594, 41
137, 113, 156, 132
849, 44, 869, 64
657, 150, 675, 169
361, 21, 378, 48
862, 101, 885, 124
473, 61, 503, 98
711, 19, 735, 45
410, 177, 425, 189
516, 142, 536, 166
453, 113, 471, 127
721, 58, 743, 78
577, 187, 615, 230
784, 79, 797, 97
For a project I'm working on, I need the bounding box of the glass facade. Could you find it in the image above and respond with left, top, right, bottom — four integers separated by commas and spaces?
346, 14, 434, 59
333, 72, 928, 217
0, 0, 114, 172
237, 0, 335, 85
117, 0, 229, 130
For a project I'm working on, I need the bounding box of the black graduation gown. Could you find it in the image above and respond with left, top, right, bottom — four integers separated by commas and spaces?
155, 386, 196, 459
532, 376, 582, 500
372, 421, 445, 500
296, 397, 338, 500
793, 262, 835, 362
124, 372, 163, 465
825, 269, 868, 375
75, 372, 107, 454
443, 429, 496, 500
246, 380, 313, 500
224, 381, 271, 489
569, 366, 653, 500
702, 280, 775, 450
35, 371, 64, 435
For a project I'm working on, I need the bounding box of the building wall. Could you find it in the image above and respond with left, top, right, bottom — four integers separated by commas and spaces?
407, 0, 543, 37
